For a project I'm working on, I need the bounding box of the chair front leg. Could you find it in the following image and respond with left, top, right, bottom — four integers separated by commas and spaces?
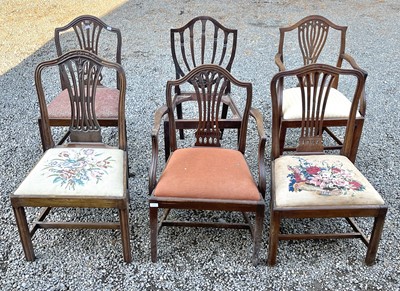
13, 207, 35, 261
150, 203, 159, 262
252, 204, 265, 266
267, 211, 281, 266
365, 208, 387, 265
119, 206, 132, 263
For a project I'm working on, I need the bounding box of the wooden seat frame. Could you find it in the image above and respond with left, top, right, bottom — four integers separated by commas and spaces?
275, 15, 367, 162
150, 64, 266, 266
10, 50, 131, 263
268, 63, 387, 266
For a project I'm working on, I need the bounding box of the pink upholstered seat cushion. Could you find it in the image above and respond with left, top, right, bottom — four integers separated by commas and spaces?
154, 147, 261, 201
47, 87, 119, 119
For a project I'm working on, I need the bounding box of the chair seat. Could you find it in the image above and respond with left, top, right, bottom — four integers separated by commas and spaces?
273, 155, 384, 207
282, 87, 362, 120
14, 147, 124, 197
154, 147, 260, 200
47, 87, 120, 119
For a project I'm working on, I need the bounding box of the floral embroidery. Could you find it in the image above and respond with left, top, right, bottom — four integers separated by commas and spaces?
287, 157, 365, 196
42, 149, 114, 190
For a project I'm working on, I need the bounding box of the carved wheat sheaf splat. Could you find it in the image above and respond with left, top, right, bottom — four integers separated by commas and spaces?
72, 20, 104, 83
73, 20, 103, 54
296, 70, 338, 153
298, 19, 329, 65
60, 57, 103, 142
174, 17, 235, 79
190, 70, 229, 147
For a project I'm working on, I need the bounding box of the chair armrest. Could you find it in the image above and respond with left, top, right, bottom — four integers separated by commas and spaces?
275, 53, 286, 71
341, 53, 368, 75
341, 53, 368, 115
250, 107, 267, 198
149, 105, 168, 194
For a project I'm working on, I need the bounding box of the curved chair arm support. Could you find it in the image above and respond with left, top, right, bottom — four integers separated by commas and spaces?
341, 53, 368, 116
149, 105, 169, 194
250, 107, 267, 198
341, 53, 367, 74
275, 53, 286, 71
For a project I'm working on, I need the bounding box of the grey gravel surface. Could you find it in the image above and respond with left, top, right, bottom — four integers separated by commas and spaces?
1, 1, 400, 290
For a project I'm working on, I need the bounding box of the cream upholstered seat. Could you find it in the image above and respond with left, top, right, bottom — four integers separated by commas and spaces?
14, 147, 124, 197
273, 155, 384, 207
282, 87, 362, 120
154, 148, 260, 200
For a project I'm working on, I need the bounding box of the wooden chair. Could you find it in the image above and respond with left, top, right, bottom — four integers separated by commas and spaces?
165, 16, 240, 160
10, 50, 131, 262
149, 64, 266, 265
268, 63, 387, 266
275, 15, 366, 162
38, 15, 124, 150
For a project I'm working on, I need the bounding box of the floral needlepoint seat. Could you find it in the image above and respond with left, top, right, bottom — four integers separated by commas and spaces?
274, 155, 384, 207
14, 148, 124, 197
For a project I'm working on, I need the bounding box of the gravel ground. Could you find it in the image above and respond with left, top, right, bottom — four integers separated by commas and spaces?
1, 1, 400, 290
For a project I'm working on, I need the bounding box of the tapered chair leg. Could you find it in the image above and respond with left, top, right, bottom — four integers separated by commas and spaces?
13, 207, 35, 261
252, 205, 265, 266
365, 209, 387, 265
150, 204, 158, 262
267, 212, 280, 266
119, 207, 132, 263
